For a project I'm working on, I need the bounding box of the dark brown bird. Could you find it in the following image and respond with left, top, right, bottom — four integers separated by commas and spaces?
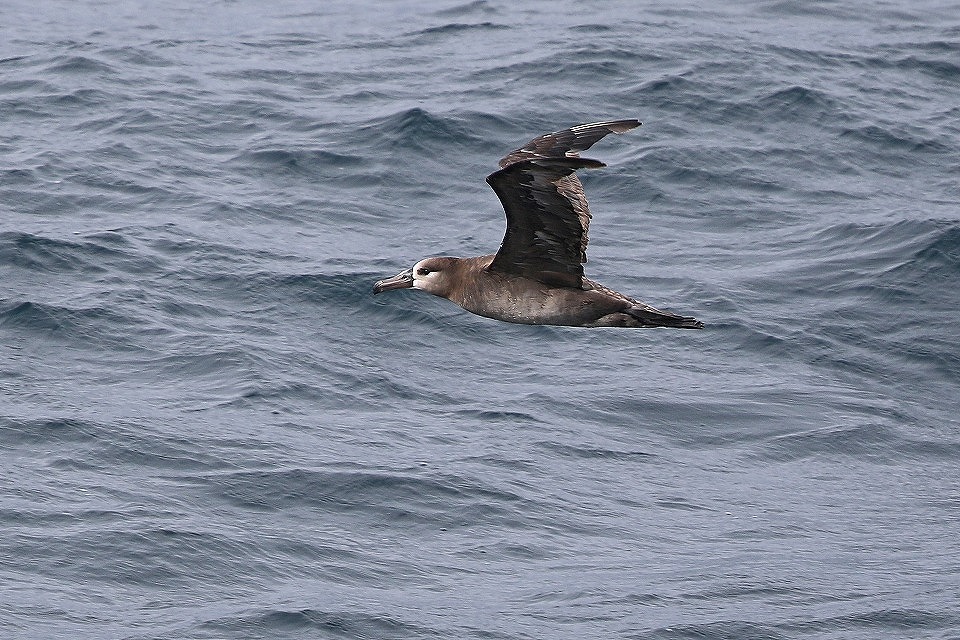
373, 120, 704, 329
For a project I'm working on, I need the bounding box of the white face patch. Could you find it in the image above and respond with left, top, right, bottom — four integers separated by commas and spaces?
405, 256, 462, 299
411, 259, 444, 294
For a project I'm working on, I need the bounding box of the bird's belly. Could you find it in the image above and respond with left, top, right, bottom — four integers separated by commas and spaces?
458, 282, 622, 327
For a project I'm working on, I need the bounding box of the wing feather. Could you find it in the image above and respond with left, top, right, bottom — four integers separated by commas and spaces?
485, 120, 641, 287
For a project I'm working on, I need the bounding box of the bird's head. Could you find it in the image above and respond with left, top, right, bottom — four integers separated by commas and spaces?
373, 256, 460, 298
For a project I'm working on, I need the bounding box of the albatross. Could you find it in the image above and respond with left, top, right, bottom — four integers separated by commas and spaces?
373, 119, 704, 329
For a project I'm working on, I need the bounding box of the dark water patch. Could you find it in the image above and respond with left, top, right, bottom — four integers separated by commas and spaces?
212, 66, 303, 84
0, 506, 131, 531
729, 232, 960, 406
46, 87, 115, 109
45, 54, 116, 75
806, 322, 954, 392
147, 348, 274, 383
0, 78, 58, 94
160, 71, 201, 88
764, 44, 851, 70
304, 354, 450, 408
688, 581, 804, 602
0, 232, 107, 274
895, 55, 960, 81
0, 230, 163, 276
593, 392, 778, 448
777, 219, 959, 304
356, 107, 481, 153
895, 436, 960, 462
639, 145, 790, 197
177, 96, 305, 135
570, 24, 615, 33
839, 123, 952, 154
908, 40, 960, 54
453, 408, 542, 425
406, 21, 509, 41
16, 526, 280, 590
338, 88, 397, 104
207, 608, 434, 640
808, 218, 950, 255
758, 0, 861, 20
235, 148, 367, 180
447, 109, 518, 147
145, 234, 259, 265
239, 33, 324, 49
728, 319, 828, 362
861, 45, 960, 82
458, 454, 542, 476
625, 76, 743, 126
165, 268, 377, 321
3, 415, 237, 473
100, 45, 174, 68
231, 380, 339, 407
539, 441, 657, 463
199, 467, 532, 530
0, 300, 141, 349
76, 107, 164, 135
147, 37, 205, 49
784, 219, 960, 389
431, 0, 496, 18
754, 85, 845, 123
632, 74, 704, 98
784, 607, 959, 636
0, 416, 102, 447
653, 497, 712, 512
0, 100, 54, 121
0, 54, 31, 65
155, 297, 236, 321
73, 163, 178, 201
244, 85, 305, 105
148, 98, 267, 141
885, 223, 960, 279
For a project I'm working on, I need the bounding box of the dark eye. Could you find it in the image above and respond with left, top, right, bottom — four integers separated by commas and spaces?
416, 268, 431, 276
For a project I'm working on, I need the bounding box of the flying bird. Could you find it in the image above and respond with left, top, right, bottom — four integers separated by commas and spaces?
373, 119, 704, 329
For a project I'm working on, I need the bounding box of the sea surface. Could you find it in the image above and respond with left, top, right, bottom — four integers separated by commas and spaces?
2, 1, 960, 638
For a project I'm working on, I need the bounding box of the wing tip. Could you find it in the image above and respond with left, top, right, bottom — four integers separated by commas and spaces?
571, 119, 642, 134
609, 118, 642, 133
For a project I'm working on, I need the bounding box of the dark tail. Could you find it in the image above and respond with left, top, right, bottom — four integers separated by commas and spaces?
628, 306, 705, 329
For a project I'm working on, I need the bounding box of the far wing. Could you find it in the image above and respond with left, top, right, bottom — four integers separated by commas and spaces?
485, 120, 641, 287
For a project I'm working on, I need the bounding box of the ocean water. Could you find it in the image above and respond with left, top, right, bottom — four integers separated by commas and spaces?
2, 0, 960, 638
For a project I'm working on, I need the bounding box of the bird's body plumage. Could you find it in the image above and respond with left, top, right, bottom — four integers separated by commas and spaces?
373, 120, 704, 330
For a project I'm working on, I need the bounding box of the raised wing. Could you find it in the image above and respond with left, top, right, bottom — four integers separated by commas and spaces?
485, 120, 641, 287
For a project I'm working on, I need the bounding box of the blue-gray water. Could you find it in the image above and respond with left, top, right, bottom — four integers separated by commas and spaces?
3, 1, 960, 638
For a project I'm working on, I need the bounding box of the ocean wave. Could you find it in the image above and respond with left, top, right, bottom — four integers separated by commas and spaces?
204, 466, 528, 527
406, 21, 509, 41
208, 609, 435, 639
4, 1, 960, 637
356, 107, 481, 152
45, 54, 117, 76
0, 230, 161, 274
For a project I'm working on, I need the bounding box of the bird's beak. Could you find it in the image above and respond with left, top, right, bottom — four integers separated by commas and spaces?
373, 268, 414, 294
